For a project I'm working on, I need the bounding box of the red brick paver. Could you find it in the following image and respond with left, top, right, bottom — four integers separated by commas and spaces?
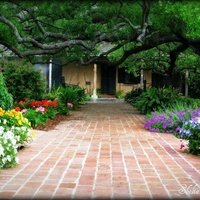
0, 103, 200, 199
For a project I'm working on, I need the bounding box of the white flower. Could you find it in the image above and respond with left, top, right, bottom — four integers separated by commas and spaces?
3, 119, 7, 125
4, 131, 14, 140
11, 138, 17, 145
0, 126, 4, 134
194, 117, 200, 123
15, 157, 19, 163
6, 155, 11, 162
21, 126, 27, 131
2, 157, 7, 164
0, 144, 4, 156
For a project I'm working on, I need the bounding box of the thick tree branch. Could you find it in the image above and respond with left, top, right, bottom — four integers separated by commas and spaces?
174, 33, 200, 55
0, 15, 93, 51
0, 37, 23, 57
137, 0, 151, 42
113, 36, 181, 66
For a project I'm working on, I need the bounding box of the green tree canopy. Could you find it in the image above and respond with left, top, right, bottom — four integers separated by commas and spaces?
0, 0, 199, 66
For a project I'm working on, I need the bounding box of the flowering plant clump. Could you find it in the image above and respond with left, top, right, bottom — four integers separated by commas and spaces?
176, 118, 200, 155
145, 110, 190, 133
14, 99, 59, 128
0, 108, 30, 128
0, 128, 18, 168
0, 107, 32, 168
30, 100, 58, 108
145, 107, 200, 156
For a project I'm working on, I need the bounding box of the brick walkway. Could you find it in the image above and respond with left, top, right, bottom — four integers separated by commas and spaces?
0, 103, 200, 199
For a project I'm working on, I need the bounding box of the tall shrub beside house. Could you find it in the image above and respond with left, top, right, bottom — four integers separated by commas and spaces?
0, 73, 13, 110
2, 60, 46, 101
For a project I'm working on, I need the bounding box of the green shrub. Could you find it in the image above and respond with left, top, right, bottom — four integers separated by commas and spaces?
124, 88, 143, 104
2, 60, 46, 101
135, 87, 182, 114
43, 86, 62, 100
58, 85, 86, 110
0, 73, 13, 110
23, 107, 57, 128
115, 90, 125, 99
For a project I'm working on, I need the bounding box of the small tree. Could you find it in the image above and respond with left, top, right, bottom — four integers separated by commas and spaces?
0, 73, 13, 110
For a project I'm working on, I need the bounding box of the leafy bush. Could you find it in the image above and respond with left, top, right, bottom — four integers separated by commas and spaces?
115, 90, 125, 99
135, 87, 182, 114
124, 88, 143, 104
0, 74, 13, 110
2, 60, 46, 101
58, 85, 86, 110
43, 87, 62, 100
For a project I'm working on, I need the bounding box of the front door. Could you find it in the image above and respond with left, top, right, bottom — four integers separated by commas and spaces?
101, 65, 116, 95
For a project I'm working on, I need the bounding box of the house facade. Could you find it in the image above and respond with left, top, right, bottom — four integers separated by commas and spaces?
62, 63, 152, 97
35, 60, 152, 97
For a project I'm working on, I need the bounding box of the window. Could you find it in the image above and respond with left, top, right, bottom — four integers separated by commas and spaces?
118, 68, 140, 84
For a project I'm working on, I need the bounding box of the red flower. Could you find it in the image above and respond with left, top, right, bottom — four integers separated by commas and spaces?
30, 100, 58, 108
30, 101, 42, 108
41, 100, 49, 107
48, 100, 58, 107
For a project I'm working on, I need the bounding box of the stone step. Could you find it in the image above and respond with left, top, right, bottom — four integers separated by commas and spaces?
87, 98, 124, 103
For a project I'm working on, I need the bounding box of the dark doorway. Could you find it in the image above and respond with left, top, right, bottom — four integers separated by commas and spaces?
101, 65, 116, 95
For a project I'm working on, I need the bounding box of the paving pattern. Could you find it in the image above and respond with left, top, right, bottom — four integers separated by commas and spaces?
0, 103, 200, 199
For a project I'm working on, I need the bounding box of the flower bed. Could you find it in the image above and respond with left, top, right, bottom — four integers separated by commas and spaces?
15, 99, 71, 129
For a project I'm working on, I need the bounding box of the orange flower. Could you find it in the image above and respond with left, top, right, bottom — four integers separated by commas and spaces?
15, 107, 21, 112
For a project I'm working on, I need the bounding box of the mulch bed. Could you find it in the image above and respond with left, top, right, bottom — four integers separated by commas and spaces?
35, 114, 69, 131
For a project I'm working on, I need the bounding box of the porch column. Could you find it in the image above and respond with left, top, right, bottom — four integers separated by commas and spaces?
185, 69, 189, 97
49, 58, 52, 92
140, 60, 144, 89
140, 69, 144, 88
91, 63, 98, 100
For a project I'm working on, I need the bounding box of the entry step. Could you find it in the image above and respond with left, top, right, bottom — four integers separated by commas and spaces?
87, 98, 124, 103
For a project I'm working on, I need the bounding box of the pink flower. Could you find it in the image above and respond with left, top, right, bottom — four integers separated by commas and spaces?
36, 106, 46, 113
67, 102, 73, 108
21, 109, 28, 114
